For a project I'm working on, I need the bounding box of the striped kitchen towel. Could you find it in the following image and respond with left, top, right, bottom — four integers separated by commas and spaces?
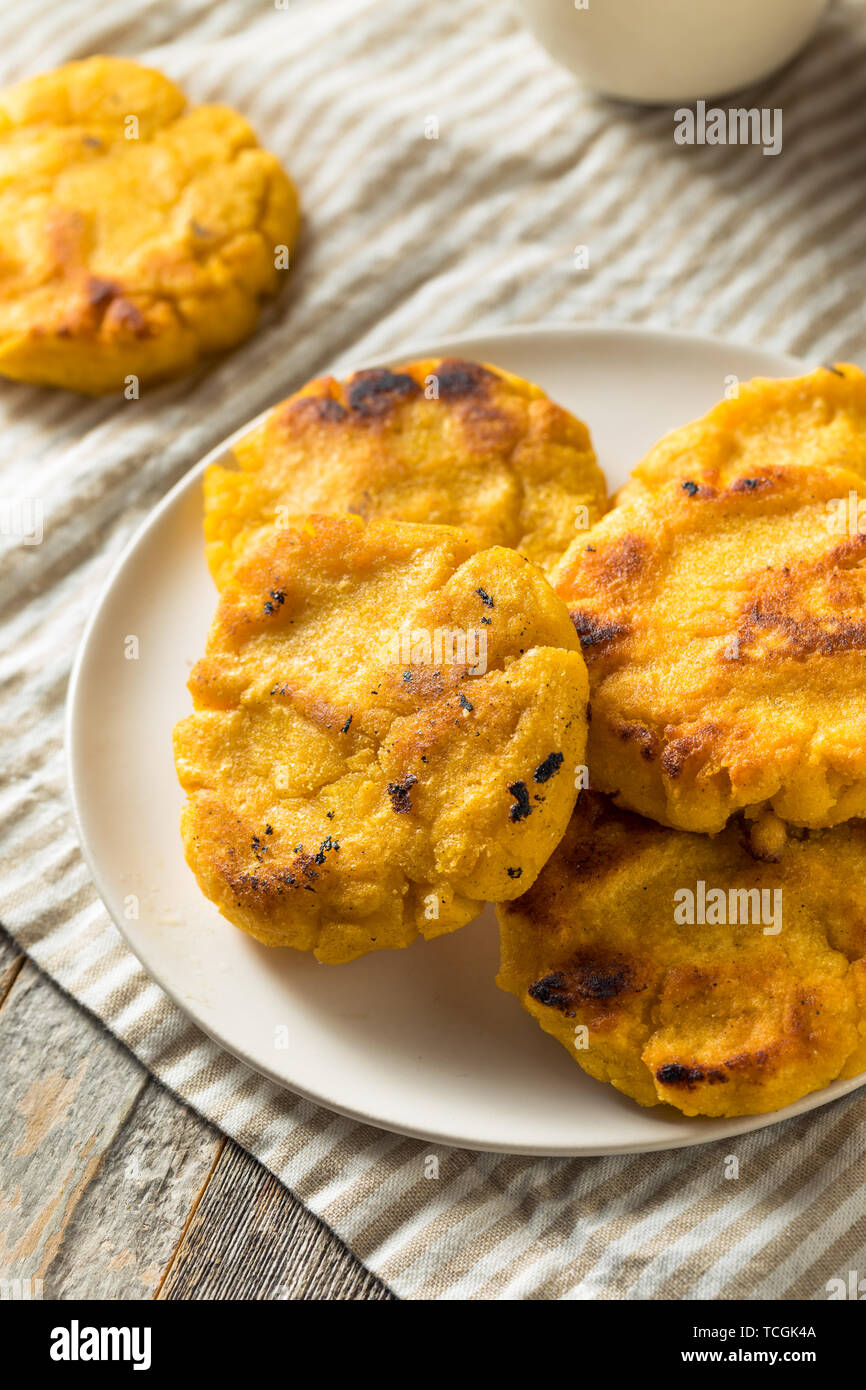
2, 0, 866, 1300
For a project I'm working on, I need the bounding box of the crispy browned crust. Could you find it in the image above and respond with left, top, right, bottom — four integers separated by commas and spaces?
497, 792, 866, 1116
204, 357, 606, 584
554, 461, 866, 832
175, 514, 589, 963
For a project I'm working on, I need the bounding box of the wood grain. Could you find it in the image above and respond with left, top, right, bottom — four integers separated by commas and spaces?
159, 1140, 394, 1300
0, 929, 395, 1300
0, 951, 220, 1298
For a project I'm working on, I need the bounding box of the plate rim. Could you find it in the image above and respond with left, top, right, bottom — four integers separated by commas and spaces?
67, 320, 865, 1157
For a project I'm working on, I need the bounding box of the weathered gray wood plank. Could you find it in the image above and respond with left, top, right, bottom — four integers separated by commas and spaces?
0, 948, 220, 1299
158, 1140, 395, 1301
0, 929, 394, 1300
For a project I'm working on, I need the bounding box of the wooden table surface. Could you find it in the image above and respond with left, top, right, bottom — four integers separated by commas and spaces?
0, 926, 394, 1300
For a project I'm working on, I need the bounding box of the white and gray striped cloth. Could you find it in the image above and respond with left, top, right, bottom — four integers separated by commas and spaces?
3, 0, 866, 1300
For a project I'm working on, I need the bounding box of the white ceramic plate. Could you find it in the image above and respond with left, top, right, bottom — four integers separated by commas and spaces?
68, 323, 866, 1155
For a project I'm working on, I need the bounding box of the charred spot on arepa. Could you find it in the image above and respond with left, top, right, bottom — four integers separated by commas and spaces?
528, 971, 571, 1010
314, 835, 340, 864
421, 358, 523, 457
533, 752, 563, 783
217, 828, 341, 906
434, 359, 497, 400
263, 587, 286, 616
676, 477, 718, 500
529, 951, 639, 1014
223, 865, 298, 903
317, 396, 349, 422
715, 469, 786, 500
387, 773, 418, 814
285, 392, 349, 427
347, 368, 421, 417
507, 780, 532, 822
569, 609, 629, 653
655, 1062, 728, 1088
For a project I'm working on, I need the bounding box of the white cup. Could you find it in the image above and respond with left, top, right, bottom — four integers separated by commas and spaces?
514, 0, 832, 104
